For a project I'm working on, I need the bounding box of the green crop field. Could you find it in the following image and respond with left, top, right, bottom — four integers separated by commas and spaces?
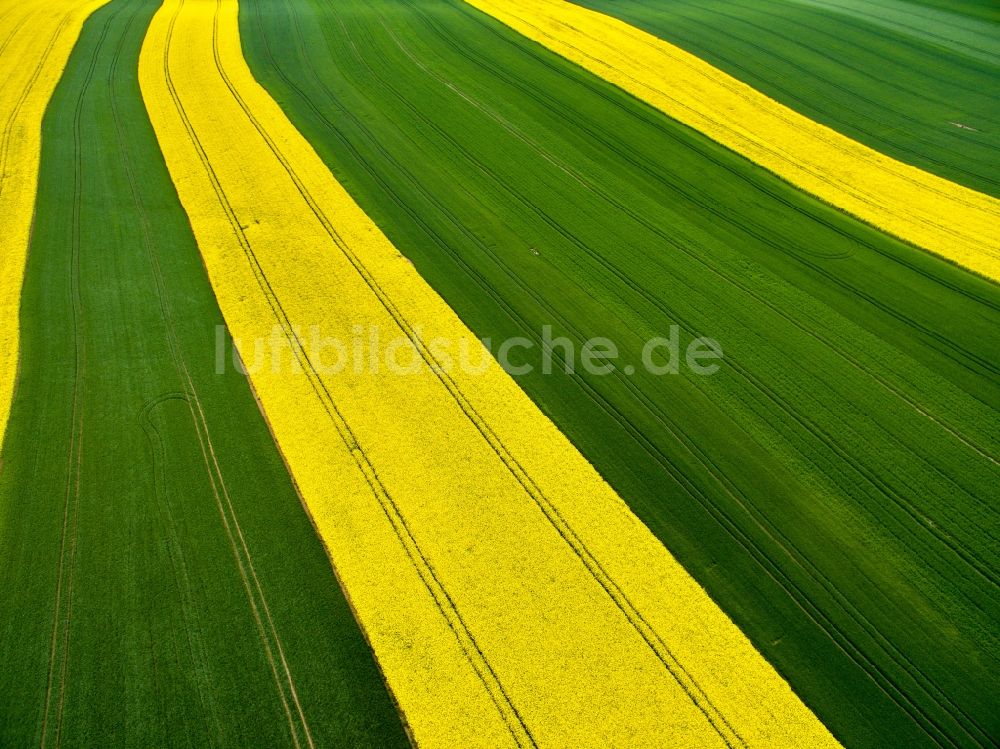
239, 0, 1000, 746
0, 1, 408, 745
571, 0, 1000, 198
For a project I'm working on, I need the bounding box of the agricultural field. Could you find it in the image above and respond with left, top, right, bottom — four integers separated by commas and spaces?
1, 0, 997, 747
0, 0, 108, 457
571, 0, 1000, 197
0, 1, 408, 745
463, 0, 1000, 278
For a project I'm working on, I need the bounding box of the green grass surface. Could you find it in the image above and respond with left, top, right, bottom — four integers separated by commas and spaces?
0, 2, 409, 745
569, 0, 1000, 198
240, 0, 1000, 746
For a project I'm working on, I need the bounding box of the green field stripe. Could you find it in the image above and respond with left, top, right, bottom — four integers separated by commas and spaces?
0, 1, 410, 745
239, 1, 1000, 747
568, 0, 1000, 199
907, 0, 1000, 25
787, 0, 1000, 65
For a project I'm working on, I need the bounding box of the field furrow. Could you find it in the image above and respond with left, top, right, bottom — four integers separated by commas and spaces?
462, 0, 1000, 281
0, 1, 408, 745
139, 0, 842, 746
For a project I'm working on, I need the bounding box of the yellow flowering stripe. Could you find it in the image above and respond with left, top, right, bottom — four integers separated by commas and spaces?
139, 0, 841, 745
463, 0, 1000, 282
0, 0, 110, 449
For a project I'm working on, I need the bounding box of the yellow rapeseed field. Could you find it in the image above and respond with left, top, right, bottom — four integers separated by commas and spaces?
140, 0, 842, 745
0, 0, 110, 450
464, 0, 1000, 282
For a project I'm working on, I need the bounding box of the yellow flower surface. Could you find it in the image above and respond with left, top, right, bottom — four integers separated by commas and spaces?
140, 0, 842, 745
0, 0, 110, 449
464, 0, 1000, 282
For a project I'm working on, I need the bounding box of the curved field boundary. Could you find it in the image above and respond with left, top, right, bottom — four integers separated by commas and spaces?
462, 0, 1000, 282
140, 0, 841, 745
0, 0, 110, 458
